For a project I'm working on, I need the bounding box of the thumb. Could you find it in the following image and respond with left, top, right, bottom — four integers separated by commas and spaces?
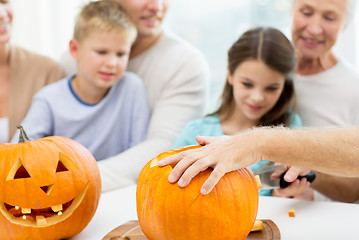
196, 136, 217, 145
284, 166, 302, 182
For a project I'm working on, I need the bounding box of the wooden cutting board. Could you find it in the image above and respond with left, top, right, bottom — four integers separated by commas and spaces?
102, 220, 280, 240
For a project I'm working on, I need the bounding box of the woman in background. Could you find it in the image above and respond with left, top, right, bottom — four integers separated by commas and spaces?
0, 0, 64, 143
288, 0, 359, 203
165, 0, 359, 203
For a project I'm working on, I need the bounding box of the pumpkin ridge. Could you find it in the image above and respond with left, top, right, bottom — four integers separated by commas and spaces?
162, 171, 172, 240
222, 172, 237, 239
189, 193, 201, 207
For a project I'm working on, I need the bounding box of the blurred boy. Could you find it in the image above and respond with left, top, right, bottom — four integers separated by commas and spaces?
13, 1, 150, 161
62, 0, 209, 191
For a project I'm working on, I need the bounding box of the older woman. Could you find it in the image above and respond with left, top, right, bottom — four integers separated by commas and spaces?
160, 0, 359, 203
272, 0, 359, 202
292, 0, 359, 126
0, 1, 64, 143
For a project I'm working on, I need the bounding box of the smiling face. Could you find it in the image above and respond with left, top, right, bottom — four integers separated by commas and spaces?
112, 0, 169, 39
0, 153, 88, 227
227, 60, 285, 124
0, 136, 101, 239
70, 29, 133, 103
291, 0, 347, 61
0, 0, 12, 44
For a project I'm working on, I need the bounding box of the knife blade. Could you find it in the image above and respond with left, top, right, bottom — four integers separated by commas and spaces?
253, 164, 316, 190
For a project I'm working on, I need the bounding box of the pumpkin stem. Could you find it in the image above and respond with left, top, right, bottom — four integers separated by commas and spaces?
17, 125, 31, 143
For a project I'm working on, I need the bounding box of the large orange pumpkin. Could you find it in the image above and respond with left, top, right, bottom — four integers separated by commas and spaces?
137, 145, 259, 240
0, 126, 101, 240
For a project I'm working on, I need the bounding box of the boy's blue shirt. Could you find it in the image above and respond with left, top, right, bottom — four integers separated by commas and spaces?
14, 72, 150, 161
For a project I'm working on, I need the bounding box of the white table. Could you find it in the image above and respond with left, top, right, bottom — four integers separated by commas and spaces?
71, 185, 359, 240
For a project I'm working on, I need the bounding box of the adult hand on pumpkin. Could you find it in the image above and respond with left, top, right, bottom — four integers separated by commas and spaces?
158, 132, 260, 195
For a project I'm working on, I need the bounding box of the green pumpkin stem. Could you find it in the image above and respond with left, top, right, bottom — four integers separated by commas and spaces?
17, 125, 31, 143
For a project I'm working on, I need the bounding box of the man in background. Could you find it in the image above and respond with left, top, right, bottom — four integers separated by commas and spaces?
61, 0, 209, 192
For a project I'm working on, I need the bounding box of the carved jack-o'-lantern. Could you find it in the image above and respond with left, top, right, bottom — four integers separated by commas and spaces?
0, 126, 101, 240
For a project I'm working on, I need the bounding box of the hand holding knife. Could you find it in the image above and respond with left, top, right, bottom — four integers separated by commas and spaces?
253, 164, 316, 190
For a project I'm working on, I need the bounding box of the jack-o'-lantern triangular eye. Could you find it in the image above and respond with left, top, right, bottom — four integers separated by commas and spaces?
56, 153, 79, 173
14, 165, 31, 179
56, 160, 68, 172
6, 158, 31, 181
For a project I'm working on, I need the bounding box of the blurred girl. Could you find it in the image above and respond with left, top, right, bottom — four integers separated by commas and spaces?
173, 27, 303, 196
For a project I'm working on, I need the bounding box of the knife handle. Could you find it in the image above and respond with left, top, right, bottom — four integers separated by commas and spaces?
279, 172, 316, 188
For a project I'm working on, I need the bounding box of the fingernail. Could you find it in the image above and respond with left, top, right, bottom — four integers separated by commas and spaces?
201, 187, 208, 195
285, 174, 294, 181
178, 178, 186, 187
168, 173, 176, 183
158, 160, 163, 166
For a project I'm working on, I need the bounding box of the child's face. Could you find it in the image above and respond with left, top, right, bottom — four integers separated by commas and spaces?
71, 29, 133, 93
227, 60, 285, 123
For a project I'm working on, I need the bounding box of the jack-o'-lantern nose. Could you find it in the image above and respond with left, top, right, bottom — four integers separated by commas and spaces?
40, 184, 54, 195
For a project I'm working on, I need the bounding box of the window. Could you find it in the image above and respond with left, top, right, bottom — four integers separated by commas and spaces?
10, 0, 358, 112
165, 0, 357, 111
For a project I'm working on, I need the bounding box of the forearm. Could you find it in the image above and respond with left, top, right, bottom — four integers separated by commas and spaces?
254, 127, 359, 177
311, 173, 359, 203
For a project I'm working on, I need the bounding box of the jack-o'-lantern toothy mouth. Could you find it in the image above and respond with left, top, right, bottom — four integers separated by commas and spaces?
0, 183, 89, 227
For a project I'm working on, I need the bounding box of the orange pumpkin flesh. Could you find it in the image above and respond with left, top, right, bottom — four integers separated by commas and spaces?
137, 145, 259, 240
0, 127, 101, 240
288, 209, 296, 217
